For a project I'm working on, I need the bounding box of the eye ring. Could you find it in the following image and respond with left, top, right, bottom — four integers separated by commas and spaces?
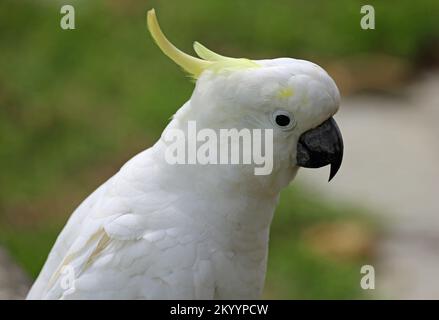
272, 110, 296, 130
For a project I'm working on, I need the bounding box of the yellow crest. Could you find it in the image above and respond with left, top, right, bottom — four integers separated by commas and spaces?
147, 9, 259, 78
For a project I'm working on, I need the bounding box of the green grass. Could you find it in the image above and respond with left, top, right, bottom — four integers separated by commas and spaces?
0, 0, 434, 298
0, 225, 61, 278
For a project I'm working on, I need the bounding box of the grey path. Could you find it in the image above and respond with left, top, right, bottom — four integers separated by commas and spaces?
0, 248, 30, 299
296, 72, 439, 299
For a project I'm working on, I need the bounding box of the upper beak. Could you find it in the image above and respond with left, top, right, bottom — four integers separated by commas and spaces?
296, 117, 344, 182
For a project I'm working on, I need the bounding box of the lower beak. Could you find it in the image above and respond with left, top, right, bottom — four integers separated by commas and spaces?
296, 117, 344, 181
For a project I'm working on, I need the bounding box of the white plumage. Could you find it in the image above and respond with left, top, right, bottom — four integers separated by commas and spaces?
27, 9, 341, 299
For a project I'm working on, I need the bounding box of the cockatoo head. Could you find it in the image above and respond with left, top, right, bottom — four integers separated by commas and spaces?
147, 9, 343, 188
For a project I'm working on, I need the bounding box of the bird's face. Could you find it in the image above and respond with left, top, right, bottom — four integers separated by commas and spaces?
147, 9, 343, 184
189, 57, 343, 182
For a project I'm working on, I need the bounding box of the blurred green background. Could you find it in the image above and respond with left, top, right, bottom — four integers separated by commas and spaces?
0, 0, 438, 299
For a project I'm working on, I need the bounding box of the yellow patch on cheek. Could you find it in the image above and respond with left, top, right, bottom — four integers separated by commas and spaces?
277, 87, 294, 99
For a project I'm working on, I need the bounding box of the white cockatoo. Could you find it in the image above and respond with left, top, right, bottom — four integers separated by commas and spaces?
27, 9, 343, 299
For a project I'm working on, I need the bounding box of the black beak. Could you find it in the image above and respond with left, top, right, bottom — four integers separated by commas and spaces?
296, 117, 344, 182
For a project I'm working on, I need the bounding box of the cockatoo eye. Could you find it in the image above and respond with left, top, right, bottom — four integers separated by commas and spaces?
272, 110, 296, 130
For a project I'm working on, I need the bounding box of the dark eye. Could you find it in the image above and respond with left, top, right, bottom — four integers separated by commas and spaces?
275, 114, 291, 127
272, 110, 295, 130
